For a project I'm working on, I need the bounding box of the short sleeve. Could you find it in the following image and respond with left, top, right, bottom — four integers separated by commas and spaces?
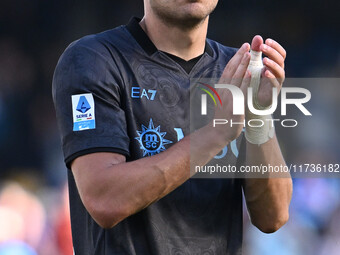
52, 36, 130, 168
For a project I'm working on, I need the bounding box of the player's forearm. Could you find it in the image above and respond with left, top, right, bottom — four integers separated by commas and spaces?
73, 125, 228, 229
243, 135, 292, 233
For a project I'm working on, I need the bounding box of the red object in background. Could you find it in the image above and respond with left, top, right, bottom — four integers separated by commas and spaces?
55, 185, 73, 255
56, 213, 73, 255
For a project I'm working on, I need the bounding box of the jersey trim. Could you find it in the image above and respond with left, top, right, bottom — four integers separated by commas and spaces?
125, 17, 213, 57
162, 51, 204, 74
126, 17, 158, 55
65, 147, 130, 169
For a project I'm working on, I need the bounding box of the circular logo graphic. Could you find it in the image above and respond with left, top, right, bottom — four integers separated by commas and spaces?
141, 130, 162, 153
135, 119, 173, 157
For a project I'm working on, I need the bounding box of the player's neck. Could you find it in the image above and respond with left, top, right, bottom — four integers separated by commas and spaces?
140, 14, 208, 61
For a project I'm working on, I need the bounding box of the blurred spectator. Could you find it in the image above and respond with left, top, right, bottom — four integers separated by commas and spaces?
0, 182, 45, 253
0, 241, 37, 255
0, 179, 72, 255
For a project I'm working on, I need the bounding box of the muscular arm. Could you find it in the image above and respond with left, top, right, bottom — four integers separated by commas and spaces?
244, 137, 292, 233
71, 43, 252, 229
73, 125, 227, 229
243, 37, 292, 233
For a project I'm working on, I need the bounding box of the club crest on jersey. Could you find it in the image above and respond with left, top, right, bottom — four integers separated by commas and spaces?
135, 119, 172, 156
72, 93, 96, 131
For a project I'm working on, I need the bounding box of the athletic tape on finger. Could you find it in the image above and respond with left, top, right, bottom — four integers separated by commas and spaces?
245, 50, 275, 145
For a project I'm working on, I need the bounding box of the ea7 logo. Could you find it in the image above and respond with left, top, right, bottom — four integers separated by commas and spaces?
201, 84, 312, 116
131, 87, 157, 101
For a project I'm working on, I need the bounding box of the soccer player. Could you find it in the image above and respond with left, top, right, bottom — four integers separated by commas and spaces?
53, 0, 292, 254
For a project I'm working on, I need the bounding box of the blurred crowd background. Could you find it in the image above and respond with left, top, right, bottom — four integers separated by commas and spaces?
0, 0, 339, 254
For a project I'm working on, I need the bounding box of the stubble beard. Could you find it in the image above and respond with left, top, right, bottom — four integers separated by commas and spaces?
150, 2, 217, 31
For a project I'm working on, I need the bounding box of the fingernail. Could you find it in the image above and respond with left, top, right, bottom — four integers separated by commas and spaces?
262, 44, 268, 50
242, 43, 250, 50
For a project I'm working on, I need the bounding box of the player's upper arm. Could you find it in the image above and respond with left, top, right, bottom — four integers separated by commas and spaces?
70, 152, 127, 228
52, 36, 130, 169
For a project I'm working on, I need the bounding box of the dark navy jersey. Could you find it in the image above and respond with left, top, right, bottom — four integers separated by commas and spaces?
53, 17, 245, 255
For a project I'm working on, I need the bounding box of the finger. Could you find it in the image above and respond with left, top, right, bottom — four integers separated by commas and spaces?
251, 35, 263, 52
240, 70, 251, 96
265, 38, 286, 60
230, 52, 250, 87
220, 43, 250, 83
263, 69, 282, 89
263, 57, 285, 79
261, 44, 285, 68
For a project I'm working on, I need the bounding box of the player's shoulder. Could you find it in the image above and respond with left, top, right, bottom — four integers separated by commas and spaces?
54, 26, 129, 82
53, 27, 127, 91
61, 26, 126, 60
207, 38, 238, 59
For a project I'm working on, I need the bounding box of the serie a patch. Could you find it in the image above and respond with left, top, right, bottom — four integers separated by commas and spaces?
71, 93, 96, 131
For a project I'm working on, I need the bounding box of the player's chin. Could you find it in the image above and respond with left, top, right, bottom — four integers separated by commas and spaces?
178, 7, 211, 23
182, 2, 213, 14
173, 15, 206, 29
183, 12, 207, 23
187, 1, 216, 18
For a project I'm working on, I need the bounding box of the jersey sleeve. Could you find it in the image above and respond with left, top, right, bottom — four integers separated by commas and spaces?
52, 37, 130, 168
